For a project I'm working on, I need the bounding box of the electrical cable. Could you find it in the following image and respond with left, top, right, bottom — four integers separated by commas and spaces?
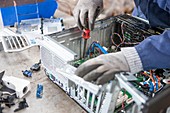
110, 22, 146, 48
86, 41, 108, 57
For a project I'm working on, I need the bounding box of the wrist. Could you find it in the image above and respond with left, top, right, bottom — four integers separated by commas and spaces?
121, 47, 143, 74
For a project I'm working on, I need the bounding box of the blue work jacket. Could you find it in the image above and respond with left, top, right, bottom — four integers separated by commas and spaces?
133, 0, 170, 70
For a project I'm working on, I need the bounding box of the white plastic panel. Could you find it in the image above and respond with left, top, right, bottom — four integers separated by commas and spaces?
0, 28, 38, 52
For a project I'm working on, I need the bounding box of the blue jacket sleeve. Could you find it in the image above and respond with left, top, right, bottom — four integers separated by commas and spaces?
135, 30, 170, 70
132, 7, 147, 20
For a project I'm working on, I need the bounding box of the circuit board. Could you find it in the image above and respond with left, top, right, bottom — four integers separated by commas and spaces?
71, 56, 169, 112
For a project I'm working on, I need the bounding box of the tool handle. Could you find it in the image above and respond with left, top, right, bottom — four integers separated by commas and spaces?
82, 29, 90, 39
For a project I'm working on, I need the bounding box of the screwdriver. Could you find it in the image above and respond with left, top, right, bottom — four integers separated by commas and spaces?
82, 29, 90, 58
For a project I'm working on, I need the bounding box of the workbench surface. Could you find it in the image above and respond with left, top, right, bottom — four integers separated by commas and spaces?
0, 46, 86, 113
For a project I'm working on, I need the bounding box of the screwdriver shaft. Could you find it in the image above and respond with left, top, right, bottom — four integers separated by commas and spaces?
83, 39, 87, 58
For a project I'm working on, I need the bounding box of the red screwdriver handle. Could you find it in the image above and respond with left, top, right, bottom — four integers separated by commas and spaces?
82, 29, 90, 40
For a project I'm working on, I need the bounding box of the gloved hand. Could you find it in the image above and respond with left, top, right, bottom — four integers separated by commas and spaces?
73, 0, 103, 30
75, 52, 130, 85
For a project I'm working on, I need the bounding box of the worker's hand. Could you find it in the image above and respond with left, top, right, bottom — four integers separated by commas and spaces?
73, 0, 103, 31
75, 52, 130, 85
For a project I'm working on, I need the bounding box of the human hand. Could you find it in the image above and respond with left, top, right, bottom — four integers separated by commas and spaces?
73, 0, 103, 30
75, 52, 130, 85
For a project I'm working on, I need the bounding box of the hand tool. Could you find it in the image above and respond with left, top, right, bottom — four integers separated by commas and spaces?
82, 29, 90, 58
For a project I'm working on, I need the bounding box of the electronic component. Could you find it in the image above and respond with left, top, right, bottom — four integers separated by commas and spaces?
71, 59, 86, 68
22, 70, 32, 77
14, 98, 29, 112
30, 60, 41, 71
2, 75, 31, 99
36, 84, 43, 98
22, 60, 41, 78
0, 94, 16, 108
0, 71, 30, 99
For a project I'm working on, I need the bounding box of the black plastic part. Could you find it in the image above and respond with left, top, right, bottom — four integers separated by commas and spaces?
142, 85, 170, 113
30, 64, 40, 71
0, 95, 16, 108
40, 18, 44, 34
5, 102, 15, 108
0, 104, 4, 113
0, 86, 16, 94
30, 60, 41, 71
14, 98, 29, 112
0, 71, 5, 84
0, 42, 3, 52
0, 71, 16, 108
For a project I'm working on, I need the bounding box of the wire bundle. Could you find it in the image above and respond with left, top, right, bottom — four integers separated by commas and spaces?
110, 22, 145, 50
86, 41, 108, 57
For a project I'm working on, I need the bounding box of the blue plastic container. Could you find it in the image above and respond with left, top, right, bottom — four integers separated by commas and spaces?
0, 0, 58, 26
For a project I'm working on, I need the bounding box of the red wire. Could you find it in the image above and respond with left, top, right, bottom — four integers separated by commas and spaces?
121, 89, 126, 110
110, 32, 123, 47
110, 22, 126, 48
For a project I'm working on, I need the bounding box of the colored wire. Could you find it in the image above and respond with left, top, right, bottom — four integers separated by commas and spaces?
121, 89, 126, 110
110, 33, 123, 48
141, 72, 149, 76
121, 22, 126, 44
156, 75, 161, 88
123, 42, 140, 45
110, 22, 143, 48
86, 41, 107, 56
149, 70, 156, 86
142, 71, 155, 86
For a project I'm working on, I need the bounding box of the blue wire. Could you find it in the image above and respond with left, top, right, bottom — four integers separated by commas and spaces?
86, 42, 108, 55
153, 75, 159, 90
